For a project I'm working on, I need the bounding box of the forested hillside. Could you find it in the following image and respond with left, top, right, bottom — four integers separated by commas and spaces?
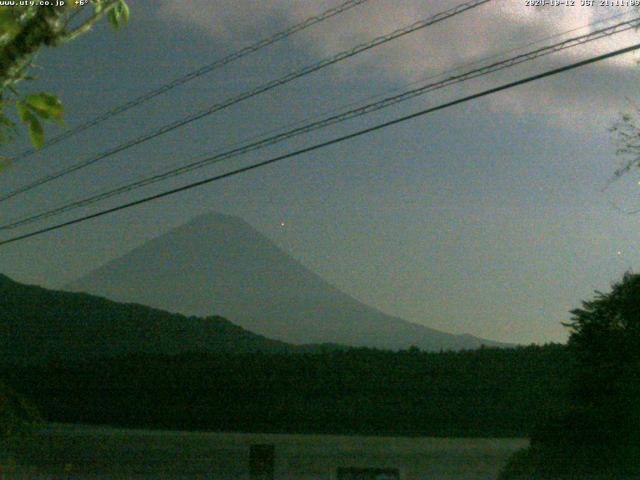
2, 345, 571, 438
0, 273, 304, 364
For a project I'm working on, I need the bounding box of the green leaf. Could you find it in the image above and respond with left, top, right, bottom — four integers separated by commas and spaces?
119, 1, 130, 25
26, 113, 44, 149
16, 100, 29, 123
0, 7, 16, 27
107, 8, 117, 29
108, 0, 129, 30
0, 8, 20, 41
18, 108, 44, 149
24, 93, 64, 122
92, 0, 105, 14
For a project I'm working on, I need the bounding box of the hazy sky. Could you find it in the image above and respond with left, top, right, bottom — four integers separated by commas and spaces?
1, 0, 639, 344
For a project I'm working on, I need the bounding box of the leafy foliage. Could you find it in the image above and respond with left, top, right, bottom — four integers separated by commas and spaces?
500, 273, 640, 479
0, 1, 129, 151
108, 0, 129, 30
565, 273, 640, 446
610, 109, 640, 181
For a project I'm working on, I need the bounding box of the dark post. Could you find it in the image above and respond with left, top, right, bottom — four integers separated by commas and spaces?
249, 444, 275, 480
337, 467, 400, 479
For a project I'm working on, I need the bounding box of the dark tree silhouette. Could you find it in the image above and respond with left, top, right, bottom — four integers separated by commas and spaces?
500, 273, 640, 479
565, 272, 640, 446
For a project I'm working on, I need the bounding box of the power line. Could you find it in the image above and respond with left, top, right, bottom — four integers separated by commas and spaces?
1, 42, 638, 247
3, 17, 636, 229
0, 0, 491, 203
10, 0, 372, 161
3, 16, 638, 231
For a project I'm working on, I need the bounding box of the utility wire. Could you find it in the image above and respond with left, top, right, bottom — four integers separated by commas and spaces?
10, 0, 372, 161
1, 42, 638, 247
0, 0, 491, 203
2, 16, 637, 231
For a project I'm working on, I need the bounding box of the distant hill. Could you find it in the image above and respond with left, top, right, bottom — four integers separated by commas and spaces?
0, 274, 317, 365
65, 212, 510, 351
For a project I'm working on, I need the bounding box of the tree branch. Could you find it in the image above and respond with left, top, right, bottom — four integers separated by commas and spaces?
58, 0, 121, 44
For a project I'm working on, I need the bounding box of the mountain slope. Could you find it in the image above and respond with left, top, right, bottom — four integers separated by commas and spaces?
0, 273, 300, 365
66, 212, 509, 351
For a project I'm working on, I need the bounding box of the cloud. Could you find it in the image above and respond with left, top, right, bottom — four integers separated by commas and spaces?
157, 0, 290, 40
156, 0, 639, 125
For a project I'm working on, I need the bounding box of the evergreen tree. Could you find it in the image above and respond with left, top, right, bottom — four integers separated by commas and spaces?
500, 273, 640, 479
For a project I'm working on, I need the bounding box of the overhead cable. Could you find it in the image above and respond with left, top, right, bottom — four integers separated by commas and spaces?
1, 41, 638, 247
10, 0, 373, 161
3, 16, 637, 230
0, 0, 491, 203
